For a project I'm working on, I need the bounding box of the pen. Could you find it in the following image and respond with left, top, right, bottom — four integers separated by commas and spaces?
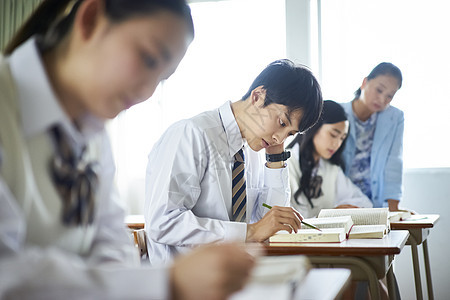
262, 203, 322, 231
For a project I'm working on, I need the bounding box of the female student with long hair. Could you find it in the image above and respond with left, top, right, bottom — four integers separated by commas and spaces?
0, 0, 256, 299
341, 63, 404, 210
287, 100, 372, 218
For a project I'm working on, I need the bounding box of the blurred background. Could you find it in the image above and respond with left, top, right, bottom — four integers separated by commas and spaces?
2, 1, 449, 298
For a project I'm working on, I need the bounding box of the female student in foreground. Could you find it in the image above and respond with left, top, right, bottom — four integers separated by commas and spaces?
341, 63, 404, 210
0, 0, 256, 299
286, 100, 373, 218
145, 59, 323, 266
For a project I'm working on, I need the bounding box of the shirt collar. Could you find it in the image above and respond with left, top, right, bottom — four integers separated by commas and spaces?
313, 158, 325, 175
9, 38, 104, 146
218, 101, 245, 158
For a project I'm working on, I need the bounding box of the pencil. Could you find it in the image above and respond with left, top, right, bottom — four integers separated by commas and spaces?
262, 203, 322, 231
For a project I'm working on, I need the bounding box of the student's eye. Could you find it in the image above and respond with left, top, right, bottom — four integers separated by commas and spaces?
279, 119, 286, 127
330, 133, 338, 138
377, 88, 383, 94
142, 54, 158, 69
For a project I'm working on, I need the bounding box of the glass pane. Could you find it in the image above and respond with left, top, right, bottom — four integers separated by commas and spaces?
320, 0, 450, 168
109, 0, 286, 213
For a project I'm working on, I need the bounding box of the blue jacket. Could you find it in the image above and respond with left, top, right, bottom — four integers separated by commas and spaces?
341, 101, 404, 208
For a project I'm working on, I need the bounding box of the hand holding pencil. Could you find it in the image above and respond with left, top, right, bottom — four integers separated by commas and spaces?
262, 203, 322, 232
245, 203, 307, 242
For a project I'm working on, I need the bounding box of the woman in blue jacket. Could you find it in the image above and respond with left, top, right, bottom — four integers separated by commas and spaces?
341, 62, 403, 210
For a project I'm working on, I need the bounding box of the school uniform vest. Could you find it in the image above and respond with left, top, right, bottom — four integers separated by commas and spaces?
0, 56, 96, 255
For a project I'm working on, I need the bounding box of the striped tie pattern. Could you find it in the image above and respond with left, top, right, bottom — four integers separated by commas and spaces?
232, 148, 246, 222
50, 126, 98, 226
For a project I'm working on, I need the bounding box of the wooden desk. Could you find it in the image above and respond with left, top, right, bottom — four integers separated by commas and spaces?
125, 216, 352, 299
265, 230, 409, 300
391, 214, 440, 300
124, 216, 408, 299
125, 214, 145, 230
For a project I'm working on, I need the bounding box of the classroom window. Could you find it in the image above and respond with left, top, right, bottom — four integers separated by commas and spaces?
108, 0, 286, 213
318, 0, 450, 169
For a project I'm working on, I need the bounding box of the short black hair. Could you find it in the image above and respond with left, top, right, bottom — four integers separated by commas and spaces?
241, 59, 323, 133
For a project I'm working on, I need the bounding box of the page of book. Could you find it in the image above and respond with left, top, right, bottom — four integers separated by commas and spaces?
348, 225, 387, 239
249, 255, 311, 283
389, 210, 412, 222
301, 216, 353, 234
269, 228, 346, 243
230, 256, 311, 300
318, 208, 389, 226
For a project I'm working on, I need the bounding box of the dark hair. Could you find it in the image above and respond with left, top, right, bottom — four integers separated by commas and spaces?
354, 62, 403, 99
287, 100, 348, 208
241, 59, 323, 133
4, 0, 194, 55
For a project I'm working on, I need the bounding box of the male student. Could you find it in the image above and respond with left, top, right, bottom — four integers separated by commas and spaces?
145, 59, 323, 265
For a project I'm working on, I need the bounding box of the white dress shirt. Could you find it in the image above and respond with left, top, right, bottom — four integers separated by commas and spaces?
288, 143, 373, 218
145, 101, 290, 265
0, 38, 169, 299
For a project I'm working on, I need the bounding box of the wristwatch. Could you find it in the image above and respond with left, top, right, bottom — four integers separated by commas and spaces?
266, 151, 291, 162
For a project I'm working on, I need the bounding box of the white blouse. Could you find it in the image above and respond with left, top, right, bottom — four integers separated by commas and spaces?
0, 38, 169, 299
288, 143, 372, 218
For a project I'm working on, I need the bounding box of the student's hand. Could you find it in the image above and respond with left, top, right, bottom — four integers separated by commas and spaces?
335, 204, 360, 209
265, 143, 285, 155
170, 243, 256, 300
246, 206, 303, 242
387, 199, 400, 211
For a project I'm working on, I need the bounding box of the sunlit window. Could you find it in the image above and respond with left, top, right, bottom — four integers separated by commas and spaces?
319, 0, 450, 169
109, 0, 286, 213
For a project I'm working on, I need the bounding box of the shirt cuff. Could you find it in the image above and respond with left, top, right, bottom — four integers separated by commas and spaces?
223, 221, 247, 242
264, 164, 289, 188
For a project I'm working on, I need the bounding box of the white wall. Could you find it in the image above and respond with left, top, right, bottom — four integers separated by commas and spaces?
123, 2, 450, 298
394, 168, 450, 300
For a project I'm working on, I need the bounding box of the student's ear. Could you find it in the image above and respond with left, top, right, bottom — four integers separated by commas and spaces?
74, 0, 105, 41
251, 85, 266, 107
360, 77, 368, 90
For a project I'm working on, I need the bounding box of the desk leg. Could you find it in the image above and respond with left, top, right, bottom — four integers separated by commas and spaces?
386, 262, 397, 300
409, 236, 423, 300
309, 256, 380, 300
422, 239, 434, 300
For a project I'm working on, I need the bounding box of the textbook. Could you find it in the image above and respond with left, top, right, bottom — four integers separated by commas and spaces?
318, 207, 390, 239
269, 208, 390, 243
269, 228, 348, 243
230, 255, 311, 300
388, 210, 412, 222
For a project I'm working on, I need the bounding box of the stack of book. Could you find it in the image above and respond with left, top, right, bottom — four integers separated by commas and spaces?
269, 208, 390, 243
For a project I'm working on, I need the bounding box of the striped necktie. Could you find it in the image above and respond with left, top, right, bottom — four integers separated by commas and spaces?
232, 148, 246, 222
50, 125, 98, 226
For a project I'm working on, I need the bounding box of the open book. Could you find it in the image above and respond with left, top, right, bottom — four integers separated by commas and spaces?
388, 210, 412, 222
230, 255, 311, 300
269, 208, 390, 243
